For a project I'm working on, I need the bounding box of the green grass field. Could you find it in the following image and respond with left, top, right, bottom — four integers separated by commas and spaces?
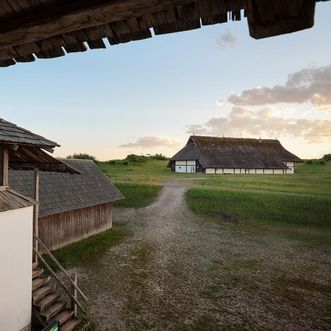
186, 189, 331, 226
99, 159, 331, 227
47, 222, 129, 269
113, 182, 162, 208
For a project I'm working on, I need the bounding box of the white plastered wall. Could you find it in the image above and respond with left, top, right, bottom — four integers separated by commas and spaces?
0, 206, 33, 331
285, 161, 295, 174
175, 161, 196, 173
205, 168, 216, 174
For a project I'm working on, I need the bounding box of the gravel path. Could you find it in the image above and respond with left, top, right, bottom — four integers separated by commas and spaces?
77, 181, 331, 331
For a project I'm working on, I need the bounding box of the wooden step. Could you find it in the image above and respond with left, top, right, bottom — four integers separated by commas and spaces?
60, 318, 81, 331
41, 301, 66, 322
53, 309, 74, 325
33, 285, 54, 304
32, 276, 50, 291
32, 268, 44, 279
37, 293, 60, 311
32, 262, 38, 270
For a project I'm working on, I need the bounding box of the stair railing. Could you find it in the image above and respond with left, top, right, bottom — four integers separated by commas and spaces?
33, 234, 88, 316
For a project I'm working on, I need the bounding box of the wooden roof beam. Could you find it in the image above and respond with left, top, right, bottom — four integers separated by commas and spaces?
0, 0, 196, 50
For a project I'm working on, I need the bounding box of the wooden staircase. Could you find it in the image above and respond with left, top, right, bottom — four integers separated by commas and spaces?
32, 262, 84, 331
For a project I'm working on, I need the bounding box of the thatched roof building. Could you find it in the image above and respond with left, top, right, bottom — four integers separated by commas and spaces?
169, 135, 302, 174
0, 0, 327, 67
9, 159, 124, 249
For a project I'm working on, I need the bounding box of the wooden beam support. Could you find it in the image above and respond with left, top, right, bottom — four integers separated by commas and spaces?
247, 0, 316, 39
0, 0, 196, 50
2, 145, 8, 186
33, 167, 40, 263
0, 145, 9, 186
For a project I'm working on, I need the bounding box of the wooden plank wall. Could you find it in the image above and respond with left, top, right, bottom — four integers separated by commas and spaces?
39, 202, 112, 250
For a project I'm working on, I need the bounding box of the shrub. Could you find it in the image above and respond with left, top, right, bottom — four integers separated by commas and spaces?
322, 154, 331, 162
150, 153, 169, 160
319, 160, 325, 165
305, 160, 313, 165
67, 153, 97, 161
124, 154, 147, 163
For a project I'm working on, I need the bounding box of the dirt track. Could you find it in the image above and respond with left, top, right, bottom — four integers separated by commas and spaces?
78, 181, 331, 331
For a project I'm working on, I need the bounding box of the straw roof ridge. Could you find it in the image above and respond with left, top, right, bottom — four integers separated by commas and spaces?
171, 135, 301, 169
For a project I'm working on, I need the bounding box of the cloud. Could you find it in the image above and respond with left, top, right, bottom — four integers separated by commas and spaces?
186, 107, 331, 143
120, 136, 180, 149
228, 64, 331, 110
217, 29, 237, 49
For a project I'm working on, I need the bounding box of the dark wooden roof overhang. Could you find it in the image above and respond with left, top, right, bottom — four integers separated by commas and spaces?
7, 144, 80, 174
0, 0, 327, 67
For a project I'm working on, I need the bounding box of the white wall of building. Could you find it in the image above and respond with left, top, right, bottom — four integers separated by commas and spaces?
285, 161, 295, 174
175, 161, 196, 173
0, 206, 33, 331
274, 169, 284, 174
203, 167, 290, 175
205, 168, 216, 174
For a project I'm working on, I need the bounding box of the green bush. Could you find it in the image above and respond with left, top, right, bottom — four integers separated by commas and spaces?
67, 153, 97, 161
124, 154, 147, 163
150, 153, 169, 160
322, 154, 331, 162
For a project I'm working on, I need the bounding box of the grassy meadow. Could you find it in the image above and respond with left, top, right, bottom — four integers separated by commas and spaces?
99, 158, 331, 226
47, 222, 129, 269
113, 182, 162, 208
53, 157, 331, 330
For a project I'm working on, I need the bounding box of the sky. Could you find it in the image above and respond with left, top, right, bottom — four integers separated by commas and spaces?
0, 2, 331, 161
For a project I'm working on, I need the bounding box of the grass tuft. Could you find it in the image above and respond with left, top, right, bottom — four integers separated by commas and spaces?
46, 222, 129, 269
186, 188, 331, 226
114, 182, 162, 208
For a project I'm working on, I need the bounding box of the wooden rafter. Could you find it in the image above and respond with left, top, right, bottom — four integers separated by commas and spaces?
0, 0, 197, 50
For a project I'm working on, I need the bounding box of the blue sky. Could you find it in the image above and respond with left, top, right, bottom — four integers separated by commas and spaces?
1, 2, 330, 160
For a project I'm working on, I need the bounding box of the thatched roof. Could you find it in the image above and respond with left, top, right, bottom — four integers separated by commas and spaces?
9, 159, 124, 217
171, 135, 302, 169
0, 0, 326, 67
0, 118, 79, 173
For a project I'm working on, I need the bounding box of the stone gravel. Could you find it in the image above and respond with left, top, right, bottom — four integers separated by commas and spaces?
74, 181, 331, 331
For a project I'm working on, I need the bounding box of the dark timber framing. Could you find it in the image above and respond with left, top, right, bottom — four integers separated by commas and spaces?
0, 0, 327, 67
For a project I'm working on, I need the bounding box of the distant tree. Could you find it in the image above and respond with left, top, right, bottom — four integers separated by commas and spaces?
150, 153, 169, 160
67, 153, 97, 162
322, 154, 331, 162
124, 154, 147, 163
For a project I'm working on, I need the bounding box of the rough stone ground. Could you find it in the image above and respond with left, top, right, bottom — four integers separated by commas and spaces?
76, 181, 331, 331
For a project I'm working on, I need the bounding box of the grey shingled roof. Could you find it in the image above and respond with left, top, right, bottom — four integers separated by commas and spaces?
171, 136, 302, 169
9, 159, 124, 217
0, 118, 59, 147
0, 189, 35, 213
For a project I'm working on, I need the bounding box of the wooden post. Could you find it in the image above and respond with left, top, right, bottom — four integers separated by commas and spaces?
71, 273, 78, 317
33, 168, 40, 262
0, 145, 9, 187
